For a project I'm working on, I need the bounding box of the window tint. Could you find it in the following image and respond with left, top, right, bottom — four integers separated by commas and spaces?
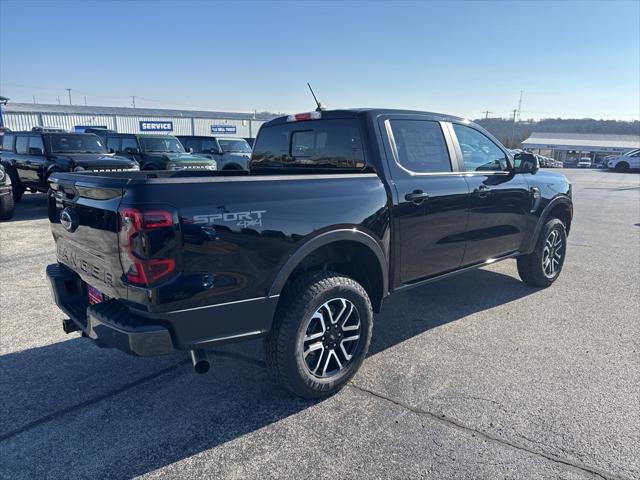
121, 137, 138, 151
389, 120, 451, 173
30, 136, 44, 152
452, 124, 508, 172
1, 134, 14, 151
15, 136, 29, 155
106, 137, 120, 151
201, 139, 218, 152
252, 119, 365, 170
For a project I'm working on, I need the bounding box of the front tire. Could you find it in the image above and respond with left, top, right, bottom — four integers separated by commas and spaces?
266, 270, 373, 399
0, 191, 15, 220
517, 218, 567, 287
4, 166, 24, 203
615, 162, 630, 172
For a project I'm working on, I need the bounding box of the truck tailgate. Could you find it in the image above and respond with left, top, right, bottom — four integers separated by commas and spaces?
48, 174, 127, 299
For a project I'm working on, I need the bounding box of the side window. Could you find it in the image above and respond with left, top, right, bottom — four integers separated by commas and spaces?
389, 120, 451, 173
452, 124, 509, 172
121, 137, 138, 151
29, 136, 44, 153
106, 137, 120, 152
1, 134, 15, 152
201, 139, 218, 152
15, 136, 29, 155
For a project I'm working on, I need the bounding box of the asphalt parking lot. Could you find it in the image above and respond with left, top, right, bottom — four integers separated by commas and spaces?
1, 168, 638, 480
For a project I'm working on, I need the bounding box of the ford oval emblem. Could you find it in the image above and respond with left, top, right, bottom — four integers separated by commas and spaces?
60, 208, 79, 233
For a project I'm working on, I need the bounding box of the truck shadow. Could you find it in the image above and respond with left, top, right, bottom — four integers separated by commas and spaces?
7, 192, 49, 221
0, 268, 535, 479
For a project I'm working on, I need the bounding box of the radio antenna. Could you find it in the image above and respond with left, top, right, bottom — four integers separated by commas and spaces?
307, 83, 326, 112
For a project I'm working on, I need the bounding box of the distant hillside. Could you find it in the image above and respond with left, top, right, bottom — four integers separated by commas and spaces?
474, 118, 640, 148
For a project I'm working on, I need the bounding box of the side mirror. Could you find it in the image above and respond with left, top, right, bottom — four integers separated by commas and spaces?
187, 147, 194, 154
108, 147, 115, 154
125, 147, 140, 155
29, 147, 44, 156
514, 153, 539, 174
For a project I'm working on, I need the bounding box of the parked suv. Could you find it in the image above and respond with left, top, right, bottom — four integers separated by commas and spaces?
0, 131, 139, 202
177, 135, 251, 170
104, 133, 217, 171
0, 163, 14, 220
607, 149, 640, 171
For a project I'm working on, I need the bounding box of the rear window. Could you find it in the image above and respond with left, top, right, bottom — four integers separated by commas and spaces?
251, 119, 365, 171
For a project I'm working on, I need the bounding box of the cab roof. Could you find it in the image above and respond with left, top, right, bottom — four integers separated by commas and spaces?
263, 108, 467, 127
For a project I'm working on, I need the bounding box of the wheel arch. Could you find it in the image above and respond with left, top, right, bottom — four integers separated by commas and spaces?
524, 196, 573, 253
269, 229, 389, 312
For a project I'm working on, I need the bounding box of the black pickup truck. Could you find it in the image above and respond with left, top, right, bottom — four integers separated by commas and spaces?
46, 108, 572, 398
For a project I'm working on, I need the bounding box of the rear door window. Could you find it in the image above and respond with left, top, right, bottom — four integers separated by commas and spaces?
389, 120, 451, 173
29, 135, 45, 153
252, 119, 365, 170
15, 136, 29, 155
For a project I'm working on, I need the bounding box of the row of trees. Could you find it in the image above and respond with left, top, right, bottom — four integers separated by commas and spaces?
474, 118, 640, 148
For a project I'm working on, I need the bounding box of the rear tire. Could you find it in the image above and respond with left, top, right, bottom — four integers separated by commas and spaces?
266, 270, 373, 399
517, 218, 567, 287
0, 191, 15, 220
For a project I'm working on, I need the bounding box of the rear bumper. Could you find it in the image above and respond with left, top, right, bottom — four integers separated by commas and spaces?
47, 263, 173, 356
46, 263, 278, 356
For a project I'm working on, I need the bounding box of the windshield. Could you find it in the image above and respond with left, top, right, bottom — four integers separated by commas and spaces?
50, 134, 106, 153
218, 138, 251, 154
141, 136, 185, 153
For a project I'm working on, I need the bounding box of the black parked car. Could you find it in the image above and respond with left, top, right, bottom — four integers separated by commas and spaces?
47, 108, 572, 399
0, 131, 139, 202
0, 163, 14, 220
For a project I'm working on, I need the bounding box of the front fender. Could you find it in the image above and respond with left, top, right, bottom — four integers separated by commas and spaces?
521, 195, 573, 253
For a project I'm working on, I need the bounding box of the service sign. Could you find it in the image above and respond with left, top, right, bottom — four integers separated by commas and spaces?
140, 121, 173, 132
211, 125, 237, 134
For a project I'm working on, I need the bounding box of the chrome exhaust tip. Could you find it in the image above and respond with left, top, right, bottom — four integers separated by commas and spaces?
190, 349, 210, 374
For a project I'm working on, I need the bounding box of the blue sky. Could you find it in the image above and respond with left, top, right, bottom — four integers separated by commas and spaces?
1, 0, 638, 120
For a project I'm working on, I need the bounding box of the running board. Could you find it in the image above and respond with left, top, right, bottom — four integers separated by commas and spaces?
394, 251, 520, 294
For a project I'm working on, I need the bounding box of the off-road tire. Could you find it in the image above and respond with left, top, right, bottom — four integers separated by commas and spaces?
517, 218, 567, 287
4, 166, 23, 203
266, 270, 373, 399
0, 191, 15, 220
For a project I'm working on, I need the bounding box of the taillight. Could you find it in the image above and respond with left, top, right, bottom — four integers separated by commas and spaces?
119, 207, 178, 286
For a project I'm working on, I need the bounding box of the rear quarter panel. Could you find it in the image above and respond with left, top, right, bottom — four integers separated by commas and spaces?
123, 174, 390, 312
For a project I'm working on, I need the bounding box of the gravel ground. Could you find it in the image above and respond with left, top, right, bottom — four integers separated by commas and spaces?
1, 169, 638, 480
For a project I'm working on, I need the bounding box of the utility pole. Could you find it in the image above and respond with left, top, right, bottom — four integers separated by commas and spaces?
482, 110, 492, 120
84, 96, 87, 106
57, 96, 61, 105
130, 96, 136, 108
32, 96, 36, 104
517, 90, 524, 121
65, 88, 72, 105
510, 109, 518, 148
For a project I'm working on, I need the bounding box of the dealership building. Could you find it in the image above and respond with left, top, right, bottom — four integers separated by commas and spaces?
0, 103, 277, 138
521, 132, 640, 165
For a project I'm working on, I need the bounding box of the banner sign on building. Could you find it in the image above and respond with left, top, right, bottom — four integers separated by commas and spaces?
211, 125, 236, 134
140, 121, 173, 132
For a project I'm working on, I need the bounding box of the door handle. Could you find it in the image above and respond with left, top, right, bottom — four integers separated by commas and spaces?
405, 190, 430, 204
474, 185, 491, 197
